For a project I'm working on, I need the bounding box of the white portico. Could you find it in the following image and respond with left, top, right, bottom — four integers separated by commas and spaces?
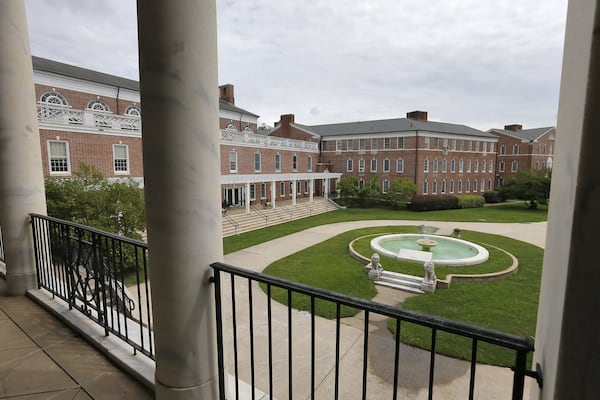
221, 171, 342, 214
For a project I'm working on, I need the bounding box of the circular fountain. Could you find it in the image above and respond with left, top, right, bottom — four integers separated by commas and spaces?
370, 234, 489, 266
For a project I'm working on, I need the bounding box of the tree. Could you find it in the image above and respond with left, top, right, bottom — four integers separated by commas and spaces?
336, 176, 360, 199
386, 178, 417, 204
498, 169, 551, 209
45, 163, 146, 239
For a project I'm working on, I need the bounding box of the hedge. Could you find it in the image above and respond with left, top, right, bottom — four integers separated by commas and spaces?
456, 195, 485, 208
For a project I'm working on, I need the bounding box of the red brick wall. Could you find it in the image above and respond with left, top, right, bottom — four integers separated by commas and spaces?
35, 84, 139, 115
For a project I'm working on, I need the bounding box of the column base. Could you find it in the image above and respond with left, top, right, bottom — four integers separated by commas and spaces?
6, 271, 37, 296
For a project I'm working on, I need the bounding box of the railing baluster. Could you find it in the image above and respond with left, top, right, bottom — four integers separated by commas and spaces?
212, 268, 226, 400
310, 296, 315, 400
288, 289, 293, 400
334, 302, 341, 400
231, 274, 240, 399
267, 284, 273, 399
428, 328, 437, 400
362, 310, 369, 400
248, 278, 256, 400
393, 318, 401, 400
469, 339, 478, 400
512, 349, 528, 400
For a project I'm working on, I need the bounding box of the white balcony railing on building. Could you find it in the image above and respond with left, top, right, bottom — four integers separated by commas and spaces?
37, 104, 141, 132
220, 129, 319, 152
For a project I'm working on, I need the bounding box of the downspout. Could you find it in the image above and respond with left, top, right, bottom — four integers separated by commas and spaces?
116, 86, 121, 114
415, 130, 419, 194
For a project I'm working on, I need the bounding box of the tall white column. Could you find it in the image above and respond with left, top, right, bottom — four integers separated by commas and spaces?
324, 178, 330, 199
309, 179, 314, 203
292, 179, 297, 206
271, 180, 276, 209
531, 1, 600, 398
245, 182, 251, 214
0, 0, 47, 295
137, 1, 222, 399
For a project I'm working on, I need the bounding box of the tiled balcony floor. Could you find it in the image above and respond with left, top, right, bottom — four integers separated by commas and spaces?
0, 278, 153, 400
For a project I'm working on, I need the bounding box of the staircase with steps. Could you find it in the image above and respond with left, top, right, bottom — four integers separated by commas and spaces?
375, 270, 425, 294
222, 197, 340, 237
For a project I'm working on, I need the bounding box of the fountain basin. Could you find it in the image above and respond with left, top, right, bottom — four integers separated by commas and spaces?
370, 234, 489, 266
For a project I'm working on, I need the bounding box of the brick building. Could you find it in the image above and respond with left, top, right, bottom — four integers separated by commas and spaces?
33, 56, 340, 212
489, 124, 556, 186
270, 111, 500, 196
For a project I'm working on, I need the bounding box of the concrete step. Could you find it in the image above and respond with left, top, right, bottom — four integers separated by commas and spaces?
375, 280, 425, 294
375, 271, 425, 294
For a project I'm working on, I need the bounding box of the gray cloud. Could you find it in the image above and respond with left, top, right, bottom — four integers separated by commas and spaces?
26, 0, 567, 130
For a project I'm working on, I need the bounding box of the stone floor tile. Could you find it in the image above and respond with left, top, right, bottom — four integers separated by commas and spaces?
0, 319, 36, 350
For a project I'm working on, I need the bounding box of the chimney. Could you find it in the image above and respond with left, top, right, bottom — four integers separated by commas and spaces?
280, 114, 295, 126
406, 110, 428, 121
504, 124, 523, 131
219, 84, 235, 104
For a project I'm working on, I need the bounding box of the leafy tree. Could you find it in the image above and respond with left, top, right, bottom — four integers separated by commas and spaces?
498, 169, 551, 209
359, 176, 381, 200
386, 178, 416, 204
45, 162, 146, 239
336, 176, 360, 198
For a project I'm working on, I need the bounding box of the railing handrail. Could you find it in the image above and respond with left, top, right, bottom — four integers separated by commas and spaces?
250, 205, 269, 227
210, 261, 534, 352
222, 213, 239, 235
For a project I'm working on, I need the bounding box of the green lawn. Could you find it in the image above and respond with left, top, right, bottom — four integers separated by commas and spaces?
223, 202, 547, 254
261, 226, 543, 367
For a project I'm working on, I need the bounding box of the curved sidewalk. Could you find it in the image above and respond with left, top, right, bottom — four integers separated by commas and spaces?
221, 220, 546, 399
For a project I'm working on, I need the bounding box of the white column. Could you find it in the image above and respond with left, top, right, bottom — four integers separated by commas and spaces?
324, 178, 330, 199
137, 1, 221, 399
309, 179, 314, 203
271, 180, 276, 209
532, 1, 600, 398
245, 182, 251, 214
0, 0, 48, 295
292, 179, 297, 206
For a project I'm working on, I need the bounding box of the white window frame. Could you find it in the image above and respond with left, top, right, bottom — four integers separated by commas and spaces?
423, 180, 428, 195
347, 139, 353, 150
396, 158, 404, 173
347, 159, 353, 172
513, 144, 519, 155
383, 159, 390, 172
336, 140, 342, 152
432, 180, 438, 194
423, 137, 430, 149
280, 181, 285, 197
48, 140, 71, 175
451, 159, 456, 173
113, 143, 130, 174
382, 179, 389, 194
384, 137, 391, 149
424, 158, 429, 173
397, 137, 404, 149
499, 161, 505, 172
442, 159, 447, 173
250, 183, 256, 200
254, 152, 261, 172
229, 151, 238, 173
489, 160, 494, 173
433, 159, 438, 173
370, 159, 377, 172
307, 155, 313, 172
459, 159, 464, 173
292, 154, 298, 171
450, 180, 455, 193
261, 183, 267, 199
358, 159, 365, 173
275, 153, 281, 172
512, 160, 518, 172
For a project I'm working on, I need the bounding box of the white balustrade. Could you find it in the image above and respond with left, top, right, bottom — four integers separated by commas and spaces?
37, 104, 83, 125
220, 129, 317, 151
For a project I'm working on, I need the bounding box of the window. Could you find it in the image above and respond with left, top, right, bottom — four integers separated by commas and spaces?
40, 91, 69, 106
336, 140, 342, 152
423, 180, 428, 194
443, 138, 449, 148
468, 141, 473, 151
243, 125, 253, 133
433, 138, 439, 149
424, 158, 429, 173
261, 183, 266, 199
459, 159, 464, 173
48, 140, 70, 173
383, 159, 390, 172
466, 180, 471, 192
459, 140, 465, 151
473, 179, 478, 192
250, 184, 256, 200
452, 139, 457, 151
384, 138, 391, 149
113, 144, 129, 173
370, 159, 377, 172
543, 144, 547, 154
383, 179, 389, 193
450, 180, 455, 193
229, 151, 237, 172
512, 160, 518, 172
458, 180, 463, 193
124, 105, 141, 116
536, 160, 540, 170
499, 161, 505, 172
433, 159, 438, 173
397, 137, 404, 149
307, 156, 313, 172
488, 179, 492, 191
500, 145, 506, 155
87, 99, 110, 112
292, 155, 298, 171
280, 182, 285, 196
347, 139, 353, 150
275, 154, 281, 172
489, 143, 494, 153
297, 181, 301, 194
481, 179, 485, 192
423, 137, 430, 149
359, 159, 365, 173
432, 180, 438, 194
254, 152, 261, 172
347, 159, 353, 172
226, 122, 236, 130
474, 159, 479, 173
321, 141, 328, 151
289, 182, 293, 195
475, 141, 480, 152
371, 138, 378, 151
482, 142, 487, 153
442, 159, 447, 173
513, 144, 519, 155
359, 139, 366, 152
359, 179, 364, 189
304, 181, 309, 194
396, 158, 404, 173
489, 160, 493, 173
441, 180, 446, 194
451, 159, 456, 173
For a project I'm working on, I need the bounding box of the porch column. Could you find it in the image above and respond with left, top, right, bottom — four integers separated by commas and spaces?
0, 0, 47, 295
292, 179, 297, 206
245, 182, 251, 214
271, 180, 276, 209
532, 1, 600, 398
309, 179, 314, 203
137, 1, 222, 399
324, 178, 330, 199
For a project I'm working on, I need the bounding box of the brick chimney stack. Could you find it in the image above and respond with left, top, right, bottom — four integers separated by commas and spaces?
219, 84, 235, 104
504, 124, 523, 131
406, 110, 428, 121
280, 114, 295, 126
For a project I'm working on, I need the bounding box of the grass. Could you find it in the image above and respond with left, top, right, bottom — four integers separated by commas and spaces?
351, 230, 514, 280
223, 202, 547, 254
261, 226, 543, 367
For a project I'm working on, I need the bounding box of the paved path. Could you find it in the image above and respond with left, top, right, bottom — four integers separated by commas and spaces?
222, 220, 546, 399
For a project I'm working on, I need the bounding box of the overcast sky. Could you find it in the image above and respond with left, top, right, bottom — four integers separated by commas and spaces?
25, 0, 568, 131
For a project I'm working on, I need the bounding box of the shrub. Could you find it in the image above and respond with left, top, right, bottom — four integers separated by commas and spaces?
483, 191, 504, 203
456, 195, 485, 209
409, 195, 459, 211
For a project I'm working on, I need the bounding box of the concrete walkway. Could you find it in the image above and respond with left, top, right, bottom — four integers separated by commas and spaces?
222, 220, 546, 399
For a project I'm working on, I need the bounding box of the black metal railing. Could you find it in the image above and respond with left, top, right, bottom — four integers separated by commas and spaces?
211, 261, 539, 400
30, 214, 154, 359
0, 224, 4, 263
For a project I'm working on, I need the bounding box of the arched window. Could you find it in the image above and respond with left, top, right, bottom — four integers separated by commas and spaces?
226, 122, 236, 130
243, 125, 253, 133
40, 91, 69, 106
124, 105, 141, 116
87, 99, 110, 112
